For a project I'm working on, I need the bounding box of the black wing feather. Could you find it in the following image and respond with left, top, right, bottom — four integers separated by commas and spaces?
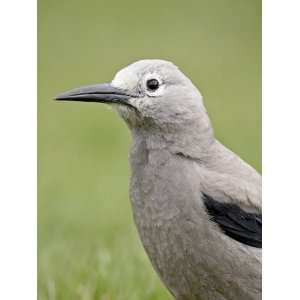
203, 193, 262, 248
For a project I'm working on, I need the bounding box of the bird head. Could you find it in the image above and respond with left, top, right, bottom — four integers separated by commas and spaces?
56, 60, 214, 154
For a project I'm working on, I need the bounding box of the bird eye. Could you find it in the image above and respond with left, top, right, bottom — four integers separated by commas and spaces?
146, 79, 160, 91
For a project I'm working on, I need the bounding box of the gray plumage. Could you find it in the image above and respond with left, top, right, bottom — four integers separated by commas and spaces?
56, 59, 262, 300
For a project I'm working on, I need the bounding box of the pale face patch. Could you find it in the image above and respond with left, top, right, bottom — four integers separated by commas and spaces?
111, 66, 139, 92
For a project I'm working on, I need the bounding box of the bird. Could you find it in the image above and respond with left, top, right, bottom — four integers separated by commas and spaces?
56, 59, 262, 300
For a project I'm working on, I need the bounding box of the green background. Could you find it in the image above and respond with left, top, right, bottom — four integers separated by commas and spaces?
38, 0, 261, 299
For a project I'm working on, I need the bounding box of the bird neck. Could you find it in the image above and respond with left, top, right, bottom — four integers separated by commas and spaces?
131, 118, 215, 160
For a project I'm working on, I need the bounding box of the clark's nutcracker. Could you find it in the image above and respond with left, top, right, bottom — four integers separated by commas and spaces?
56, 60, 262, 300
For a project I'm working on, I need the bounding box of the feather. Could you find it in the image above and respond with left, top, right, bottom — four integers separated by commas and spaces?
203, 193, 262, 248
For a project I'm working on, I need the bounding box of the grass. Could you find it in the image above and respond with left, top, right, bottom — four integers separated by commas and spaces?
38, 0, 261, 299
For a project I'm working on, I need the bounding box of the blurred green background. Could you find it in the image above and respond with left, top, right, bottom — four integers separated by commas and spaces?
38, 0, 261, 299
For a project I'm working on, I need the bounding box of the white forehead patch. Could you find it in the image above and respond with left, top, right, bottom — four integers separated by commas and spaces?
111, 59, 174, 92
111, 64, 140, 91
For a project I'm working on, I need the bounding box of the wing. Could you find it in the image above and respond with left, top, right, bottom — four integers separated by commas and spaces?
202, 193, 262, 248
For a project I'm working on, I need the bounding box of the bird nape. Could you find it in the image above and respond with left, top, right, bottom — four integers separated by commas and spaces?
56, 59, 262, 300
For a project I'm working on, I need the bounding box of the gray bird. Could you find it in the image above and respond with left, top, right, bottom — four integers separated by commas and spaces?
56, 59, 262, 300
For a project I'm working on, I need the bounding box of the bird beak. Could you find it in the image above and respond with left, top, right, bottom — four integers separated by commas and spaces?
55, 83, 134, 107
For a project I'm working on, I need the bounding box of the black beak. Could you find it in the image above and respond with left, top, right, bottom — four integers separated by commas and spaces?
55, 83, 135, 107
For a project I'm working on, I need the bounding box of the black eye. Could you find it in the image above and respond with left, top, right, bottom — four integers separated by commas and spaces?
146, 78, 160, 91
